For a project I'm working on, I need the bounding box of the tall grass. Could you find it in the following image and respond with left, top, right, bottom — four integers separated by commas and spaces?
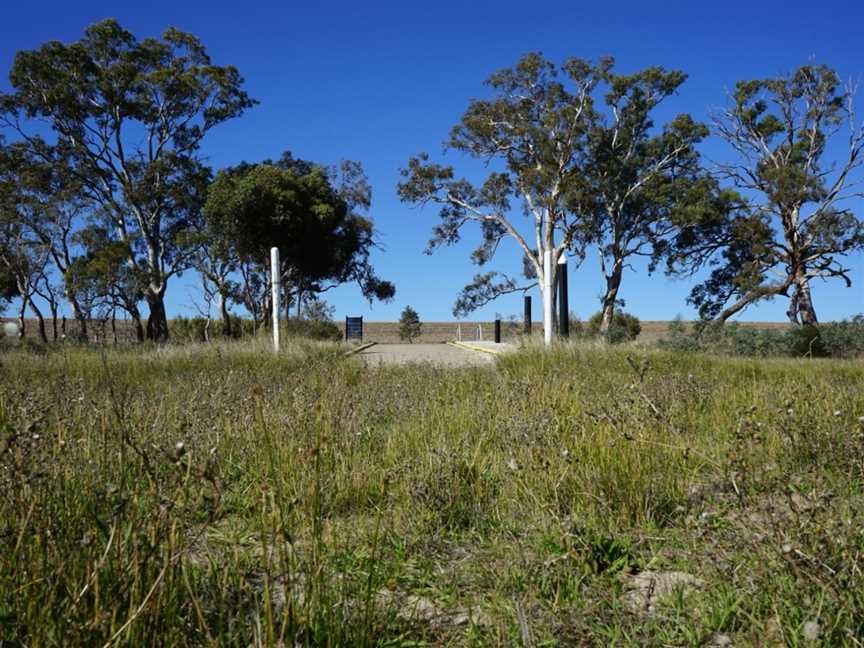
2, 341, 863, 645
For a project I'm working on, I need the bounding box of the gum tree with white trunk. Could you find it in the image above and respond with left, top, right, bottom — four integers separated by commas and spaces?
398, 53, 607, 345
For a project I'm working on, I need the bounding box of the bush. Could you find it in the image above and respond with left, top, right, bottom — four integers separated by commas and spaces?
659, 315, 864, 359
284, 318, 341, 341
586, 310, 641, 344
818, 316, 864, 358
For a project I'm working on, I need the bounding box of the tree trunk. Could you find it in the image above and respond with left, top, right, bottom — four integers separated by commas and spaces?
793, 268, 818, 326
786, 288, 801, 325
17, 302, 25, 340
111, 311, 118, 345
145, 289, 169, 342
27, 297, 48, 344
67, 291, 88, 341
219, 292, 231, 337
49, 303, 58, 341
296, 287, 303, 320
134, 318, 145, 343
129, 305, 145, 343
599, 261, 624, 334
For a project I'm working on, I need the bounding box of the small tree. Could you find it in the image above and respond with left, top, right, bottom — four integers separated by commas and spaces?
399, 305, 422, 343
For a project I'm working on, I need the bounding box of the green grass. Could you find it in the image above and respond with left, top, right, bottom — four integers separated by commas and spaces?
2, 340, 864, 646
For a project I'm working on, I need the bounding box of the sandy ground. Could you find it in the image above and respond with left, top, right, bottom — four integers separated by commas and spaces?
358, 343, 496, 367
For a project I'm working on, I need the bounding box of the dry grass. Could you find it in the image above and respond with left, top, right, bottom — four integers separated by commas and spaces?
1, 340, 862, 645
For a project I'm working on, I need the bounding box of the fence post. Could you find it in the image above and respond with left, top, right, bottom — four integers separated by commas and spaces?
494, 319, 501, 344
524, 295, 532, 336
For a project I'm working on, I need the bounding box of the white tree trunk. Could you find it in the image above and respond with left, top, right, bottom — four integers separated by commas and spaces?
543, 249, 553, 347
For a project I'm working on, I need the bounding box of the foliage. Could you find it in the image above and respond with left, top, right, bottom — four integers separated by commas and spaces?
1, 19, 256, 340
660, 315, 864, 358
665, 64, 864, 325
300, 297, 336, 322
398, 305, 422, 343
0, 247, 20, 310
586, 310, 641, 343
284, 317, 341, 342
205, 153, 394, 325
66, 225, 147, 328
398, 53, 610, 320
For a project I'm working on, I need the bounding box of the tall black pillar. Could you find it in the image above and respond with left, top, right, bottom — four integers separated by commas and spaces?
558, 260, 569, 338
524, 295, 532, 335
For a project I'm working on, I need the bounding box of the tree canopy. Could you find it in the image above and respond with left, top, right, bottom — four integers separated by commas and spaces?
204, 153, 395, 321
1, 18, 256, 340
666, 65, 864, 324
399, 53, 722, 336
399, 53, 608, 336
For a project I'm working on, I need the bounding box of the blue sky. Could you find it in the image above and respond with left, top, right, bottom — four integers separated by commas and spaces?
2, 0, 863, 323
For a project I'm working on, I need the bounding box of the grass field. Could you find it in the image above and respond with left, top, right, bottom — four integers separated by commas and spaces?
2, 339, 863, 645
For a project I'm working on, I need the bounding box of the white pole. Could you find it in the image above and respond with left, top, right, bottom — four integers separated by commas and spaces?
543, 249, 553, 347
271, 246, 280, 353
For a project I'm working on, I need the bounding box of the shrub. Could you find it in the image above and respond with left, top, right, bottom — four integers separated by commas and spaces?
398, 306, 421, 343
586, 310, 641, 344
284, 318, 341, 341
659, 315, 864, 359
819, 315, 864, 358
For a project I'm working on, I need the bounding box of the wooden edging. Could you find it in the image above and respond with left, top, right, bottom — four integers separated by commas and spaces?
344, 341, 377, 357
448, 340, 502, 356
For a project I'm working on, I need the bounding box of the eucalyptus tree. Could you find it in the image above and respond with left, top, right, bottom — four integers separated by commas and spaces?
0, 140, 93, 337
67, 224, 148, 341
192, 235, 237, 337
205, 153, 395, 325
0, 136, 49, 339
1, 19, 255, 340
576, 67, 715, 332
0, 219, 50, 341
398, 53, 607, 342
669, 64, 864, 324
0, 257, 17, 313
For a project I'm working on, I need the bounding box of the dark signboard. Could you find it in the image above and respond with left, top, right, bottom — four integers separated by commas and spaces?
345, 316, 363, 341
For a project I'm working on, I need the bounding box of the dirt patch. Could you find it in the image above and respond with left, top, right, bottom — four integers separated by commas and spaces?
358, 343, 495, 367
621, 570, 705, 615
377, 589, 491, 628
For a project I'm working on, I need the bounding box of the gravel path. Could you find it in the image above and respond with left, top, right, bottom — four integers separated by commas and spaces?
358, 343, 495, 367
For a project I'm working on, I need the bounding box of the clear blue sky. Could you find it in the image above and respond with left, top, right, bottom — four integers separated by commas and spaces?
2, 0, 863, 322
